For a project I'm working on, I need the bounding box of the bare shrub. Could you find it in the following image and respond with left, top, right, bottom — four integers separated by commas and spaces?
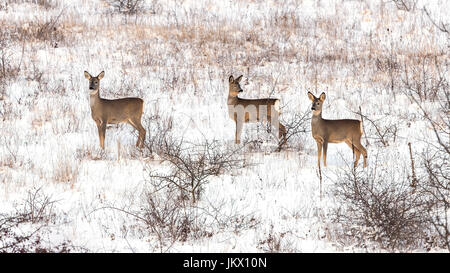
373, 28, 403, 100
108, 0, 145, 15
332, 159, 428, 250
418, 149, 450, 251
33, 12, 64, 46
402, 57, 448, 151
0, 99, 23, 121
0, 136, 22, 168
0, 214, 70, 253
142, 110, 247, 202
404, 65, 449, 251
15, 11, 65, 47
96, 186, 200, 252
145, 137, 246, 203
113, 116, 256, 250
101, 182, 259, 252
0, 188, 75, 253
0, 29, 20, 98
0, 45, 16, 86
402, 56, 448, 102
240, 109, 309, 153
257, 225, 294, 253
142, 113, 174, 156
34, 0, 56, 9
375, 53, 400, 98
392, 0, 418, 12
138, 187, 199, 251
424, 7, 450, 35
20, 187, 58, 224
356, 112, 399, 147
277, 110, 310, 151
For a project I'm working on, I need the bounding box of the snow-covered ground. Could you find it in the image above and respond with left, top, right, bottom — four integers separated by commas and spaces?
0, 0, 448, 252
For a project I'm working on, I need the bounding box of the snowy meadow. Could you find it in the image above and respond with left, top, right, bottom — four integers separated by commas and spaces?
0, 0, 448, 252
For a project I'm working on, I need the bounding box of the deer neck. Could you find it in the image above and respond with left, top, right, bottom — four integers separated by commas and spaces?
227, 94, 239, 105
310, 111, 324, 138
311, 111, 323, 124
89, 89, 101, 109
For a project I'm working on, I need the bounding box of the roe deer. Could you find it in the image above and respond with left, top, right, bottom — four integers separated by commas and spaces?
308, 92, 367, 168
227, 75, 286, 146
84, 71, 146, 149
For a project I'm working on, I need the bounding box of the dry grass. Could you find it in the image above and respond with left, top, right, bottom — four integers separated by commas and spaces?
0, 0, 448, 252
52, 156, 80, 184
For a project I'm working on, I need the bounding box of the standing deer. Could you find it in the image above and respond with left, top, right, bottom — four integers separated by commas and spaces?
84, 71, 146, 149
227, 75, 286, 145
308, 92, 367, 168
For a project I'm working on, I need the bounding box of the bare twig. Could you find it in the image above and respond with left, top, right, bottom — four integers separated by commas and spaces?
423, 7, 450, 35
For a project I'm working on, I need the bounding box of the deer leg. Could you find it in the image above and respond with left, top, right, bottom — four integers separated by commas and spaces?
345, 141, 361, 168
316, 140, 322, 168
354, 149, 361, 168
278, 122, 287, 146
270, 111, 287, 146
97, 121, 106, 149
129, 118, 146, 148
353, 141, 367, 168
127, 120, 140, 146
322, 140, 328, 167
136, 121, 146, 148
235, 119, 243, 144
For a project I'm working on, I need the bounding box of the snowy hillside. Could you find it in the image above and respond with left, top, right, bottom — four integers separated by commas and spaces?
0, 0, 448, 252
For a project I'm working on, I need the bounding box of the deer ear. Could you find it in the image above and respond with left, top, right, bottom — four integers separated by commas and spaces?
235, 75, 243, 82
97, 71, 105, 80
84, 71, 91, 80
307, 92, 315, 101
319, 92, 326, 101
229, 75, 234, 83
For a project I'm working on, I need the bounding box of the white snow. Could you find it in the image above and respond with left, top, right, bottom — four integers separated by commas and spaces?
0, 0, 448, 252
